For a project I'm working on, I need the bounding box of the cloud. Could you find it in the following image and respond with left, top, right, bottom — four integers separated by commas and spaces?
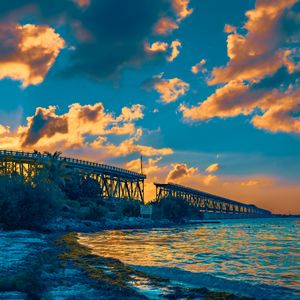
145, 41, 169, 53
181, 0, 300, 134
209, 0, 299, 85
125, 155, 300, 214
0, 101, 173, 159
153, 0, 193, 35
102, 128, 173, 157
145, 39, 181, 62
142, 73, 189, 103
167, 40, 181, 62
0, 23, 64, 87
172, 0, 193, 21
203, 174, 217, 186
154, 18, 179, 35
166, 163, 197, 182
0, 0, 193, 82
205, 163, 220, 173
191, 59, 207, 74
0, 125, 9, 136
125, 156, 163, 176
74, 0, 91, 8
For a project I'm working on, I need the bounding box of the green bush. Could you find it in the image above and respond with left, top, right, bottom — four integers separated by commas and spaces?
0, 175, 64, 230
79, 203, 107, 221
152, 197, 200, 222
120, 200, 141, 217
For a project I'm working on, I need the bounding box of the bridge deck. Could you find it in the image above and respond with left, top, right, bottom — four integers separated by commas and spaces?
0, 149, 145, 180
155, 182, 271, 215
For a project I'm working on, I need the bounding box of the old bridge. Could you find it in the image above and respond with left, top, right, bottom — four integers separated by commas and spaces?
0, 150, 145, 202
155, 182, 271, 217
0, 150, 272, 216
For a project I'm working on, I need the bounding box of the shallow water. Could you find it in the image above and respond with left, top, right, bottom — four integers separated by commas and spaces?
79, 218, 300, 298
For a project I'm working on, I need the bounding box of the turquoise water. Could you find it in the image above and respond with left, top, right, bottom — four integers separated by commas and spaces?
79, 218, 300, 299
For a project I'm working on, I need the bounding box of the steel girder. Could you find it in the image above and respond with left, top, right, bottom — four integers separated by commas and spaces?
155, 182, 271, 216
0, 149, 145, 202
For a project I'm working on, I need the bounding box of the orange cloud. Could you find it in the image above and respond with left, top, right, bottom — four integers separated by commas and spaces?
74, 0, 91, 8
191, 59, 207, 74
181, 0, 300, 134
205, 163, 220, 173
172, 0, 193, 20
180, 81, 257, 120
251, 90, 300, 133
209, 1, 297, 85
145, 41, 169, 53
153, 0, 193, 35
103, 128, 173, 157
167, 40, 182, 62
0, 23, 65, 87
0, 102, 173, 159
144, 74, 189, 103
166, 163, 197, 182
126, 157, 164, 176
154, 18, 178, 35
146, 162, 300, 213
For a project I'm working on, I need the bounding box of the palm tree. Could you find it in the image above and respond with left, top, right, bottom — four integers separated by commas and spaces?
39, 151, 72, 188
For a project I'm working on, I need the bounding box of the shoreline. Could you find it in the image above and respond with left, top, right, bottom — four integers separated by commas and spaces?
1, 218, 299, 299
0, 228, 252, 300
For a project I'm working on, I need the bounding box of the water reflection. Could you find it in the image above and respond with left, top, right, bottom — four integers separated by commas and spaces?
79, 218, 300, 290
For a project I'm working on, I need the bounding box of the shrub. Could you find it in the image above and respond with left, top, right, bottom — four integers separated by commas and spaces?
79, 202, 107, 221
0, 175, 65, 230
120, 200, 141, 217
152, 197, 200, 222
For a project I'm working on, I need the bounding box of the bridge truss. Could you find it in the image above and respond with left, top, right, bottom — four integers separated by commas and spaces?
155, 182, 271, 216
0, 150, 145, 202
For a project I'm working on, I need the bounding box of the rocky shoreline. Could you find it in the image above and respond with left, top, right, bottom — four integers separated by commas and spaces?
0, 218, 253, 300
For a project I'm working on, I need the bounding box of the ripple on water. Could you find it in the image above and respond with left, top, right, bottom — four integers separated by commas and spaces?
79, 218, 300, 295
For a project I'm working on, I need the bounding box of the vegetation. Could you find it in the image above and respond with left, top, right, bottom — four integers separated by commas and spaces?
0, 151, 147, 230
151, 197, 201, 222
0, 174, 64, 230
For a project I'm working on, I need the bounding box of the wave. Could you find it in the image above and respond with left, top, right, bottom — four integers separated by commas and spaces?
131, 265, 300, 300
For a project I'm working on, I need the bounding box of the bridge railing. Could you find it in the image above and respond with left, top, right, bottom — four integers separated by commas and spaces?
0, 149, 146, 179
155, 182, 271, 215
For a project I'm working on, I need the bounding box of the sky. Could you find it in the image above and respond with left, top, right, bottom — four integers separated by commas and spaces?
0, 0, 299, 214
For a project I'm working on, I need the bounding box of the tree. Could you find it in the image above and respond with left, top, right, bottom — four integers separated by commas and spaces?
40, 151, 72, 188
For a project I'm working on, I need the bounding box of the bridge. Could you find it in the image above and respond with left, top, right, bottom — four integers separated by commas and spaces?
0, 150, 146, 202
155, 182, 271, 217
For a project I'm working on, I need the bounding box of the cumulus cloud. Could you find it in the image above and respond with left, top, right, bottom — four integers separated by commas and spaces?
0, 101, 173, 158
0, 23, 64, 87
0, 0, 193, 83
145, 39, 182, 62
154, 18, 179, 35
167, 40, 182, 62
205, 163, 220, 173
191, 59, 207, 74
181, 0, 300, 134
209, 0, 298, 85
125, 156, 163, 176
103, 128, 173, 157
172, 0, 193, 21
142, 73, 189, 103
74, 0, 91, 8
145, 41, 169, 53
153, 0, 193, 35
166, 163, 197, 182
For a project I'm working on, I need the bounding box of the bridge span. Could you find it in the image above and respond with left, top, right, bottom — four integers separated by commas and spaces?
155, 182, 271, 217
0, 150, 145, 202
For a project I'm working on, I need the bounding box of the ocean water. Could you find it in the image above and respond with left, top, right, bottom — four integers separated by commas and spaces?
79, 218, 300, 299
